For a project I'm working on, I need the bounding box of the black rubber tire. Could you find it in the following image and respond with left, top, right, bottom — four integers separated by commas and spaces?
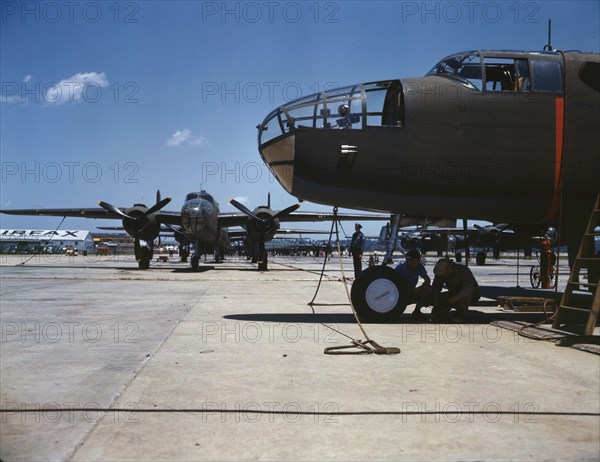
191, 254, 199, 272
350, 266, 408, 323
455, 252, 462, 263
138, 247, 151, 270
476, 251, 487, 266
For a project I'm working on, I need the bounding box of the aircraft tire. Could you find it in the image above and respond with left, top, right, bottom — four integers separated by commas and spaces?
191, 254, 199, 272
455, 252, 462, 263
351, 266, 408, 323
476, 251, 487, 266
138, 247, 151, 270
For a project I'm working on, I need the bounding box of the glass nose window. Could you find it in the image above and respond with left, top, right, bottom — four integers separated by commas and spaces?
258, 80, 403, 146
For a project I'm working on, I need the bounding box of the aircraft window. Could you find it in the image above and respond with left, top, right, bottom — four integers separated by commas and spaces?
427, 53, 483, 91
184, 192, 215, 206
483, 57, 530, 92
199, 194, 215, 206
257, 80, 403, 147
531, 59, 564, 92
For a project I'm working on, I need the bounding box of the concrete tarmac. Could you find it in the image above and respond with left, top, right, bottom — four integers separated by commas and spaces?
1, 253, 598, 461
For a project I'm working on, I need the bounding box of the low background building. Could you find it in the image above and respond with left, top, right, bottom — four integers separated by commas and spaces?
0, 229, 95, 254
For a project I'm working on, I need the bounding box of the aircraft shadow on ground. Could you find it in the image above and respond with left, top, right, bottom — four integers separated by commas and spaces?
223, 282, 600, 326
223, 310, 555, 325
171, 266, 214, 273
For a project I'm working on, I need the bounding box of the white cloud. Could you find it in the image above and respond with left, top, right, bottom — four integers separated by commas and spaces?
167, 129, 206, 147
167, 129, 192, 146
45, 71, 108, 105
23, 75, 32, 83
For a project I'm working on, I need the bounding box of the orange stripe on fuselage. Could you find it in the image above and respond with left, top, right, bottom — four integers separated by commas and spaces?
554, 98, 564, 192
541, 97, 565, 223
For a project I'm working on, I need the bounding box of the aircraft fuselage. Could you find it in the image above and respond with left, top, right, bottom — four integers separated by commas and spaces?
180, 191, 221, 244
258, 50, 599, 225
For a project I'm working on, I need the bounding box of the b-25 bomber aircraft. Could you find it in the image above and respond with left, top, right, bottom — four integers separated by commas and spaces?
257, 48, 600, 321
397, 223, 547, 265
0, 190, 389, 271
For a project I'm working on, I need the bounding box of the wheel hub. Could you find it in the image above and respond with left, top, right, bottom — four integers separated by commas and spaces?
365, 278, 399, 314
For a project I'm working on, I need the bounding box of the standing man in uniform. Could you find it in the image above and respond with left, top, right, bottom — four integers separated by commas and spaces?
349, 223, 365, 276
431, 259, 480, 322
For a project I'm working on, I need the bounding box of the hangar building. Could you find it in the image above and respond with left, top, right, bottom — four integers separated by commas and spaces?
0, 230, 95, 254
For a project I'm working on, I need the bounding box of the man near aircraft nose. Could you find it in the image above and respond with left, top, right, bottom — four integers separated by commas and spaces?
349, 223, 365, 276
394, 250, 432, 319
431, 259, 480, 322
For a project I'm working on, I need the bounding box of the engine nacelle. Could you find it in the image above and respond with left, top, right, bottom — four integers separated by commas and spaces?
245, 206, 280, 242
122, 204, 160, 242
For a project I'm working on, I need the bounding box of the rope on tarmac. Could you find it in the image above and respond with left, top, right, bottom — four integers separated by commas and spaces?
320, 208, 400, 356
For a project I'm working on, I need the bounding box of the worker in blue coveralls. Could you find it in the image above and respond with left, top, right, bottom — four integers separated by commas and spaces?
349, 223, 365, 276
394, 249, 432, 319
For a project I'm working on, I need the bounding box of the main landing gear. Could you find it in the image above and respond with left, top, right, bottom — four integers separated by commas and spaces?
350, 266, 408, 322
134, 239, 153, 270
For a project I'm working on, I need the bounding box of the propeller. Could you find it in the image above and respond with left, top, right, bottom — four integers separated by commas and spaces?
474, 223, 510, 243
98, 190, 172, 221
229, 198, 300, 227
98, 190, 172, 243
229, 197, 301, 270
229, 198, 261, 221
146, 196, 172, 215
273, 203, 300, 220
97, 201, 134, 220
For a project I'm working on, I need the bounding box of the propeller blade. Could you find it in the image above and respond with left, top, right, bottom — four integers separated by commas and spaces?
474, 224, 486, 232
273, 203, 300, 220
156, 190, 161, 204
98, 201, 134, 220
163, 223, 185, 237
146, 196, 172, 215
229, 198, 261, 221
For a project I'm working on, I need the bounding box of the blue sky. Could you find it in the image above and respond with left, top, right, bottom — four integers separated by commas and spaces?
1, 0, 599, 237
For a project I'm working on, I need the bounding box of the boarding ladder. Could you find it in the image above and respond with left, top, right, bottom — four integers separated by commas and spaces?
552, 193, 600, 335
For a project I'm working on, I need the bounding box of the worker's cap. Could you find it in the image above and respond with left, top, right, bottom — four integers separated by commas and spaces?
355, 223, 362, 228
433, 259, 454, 276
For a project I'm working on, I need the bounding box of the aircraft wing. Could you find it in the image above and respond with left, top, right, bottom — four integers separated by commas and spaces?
226, 227, 331, 240
276, 228, 332, 234
217, 211, 389, 228
0, 207, 123, 219
0, 207, 183, 226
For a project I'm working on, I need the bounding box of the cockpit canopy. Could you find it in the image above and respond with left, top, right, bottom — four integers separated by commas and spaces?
258, 80, 403, 146
426, 50, 564, 93
185, 191, 217, 207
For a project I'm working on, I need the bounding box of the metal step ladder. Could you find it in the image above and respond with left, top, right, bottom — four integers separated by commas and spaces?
552, 194, 600, 335
553, 193, 600, 335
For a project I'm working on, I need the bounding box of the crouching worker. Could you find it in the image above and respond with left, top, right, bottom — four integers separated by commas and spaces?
394, 250, 432, 319
431, 259, 480, 322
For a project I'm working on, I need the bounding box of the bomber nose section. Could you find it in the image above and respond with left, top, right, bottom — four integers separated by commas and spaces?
257, 131, 296, 193
181, 200, 213, 234
257, 80, 403, 200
